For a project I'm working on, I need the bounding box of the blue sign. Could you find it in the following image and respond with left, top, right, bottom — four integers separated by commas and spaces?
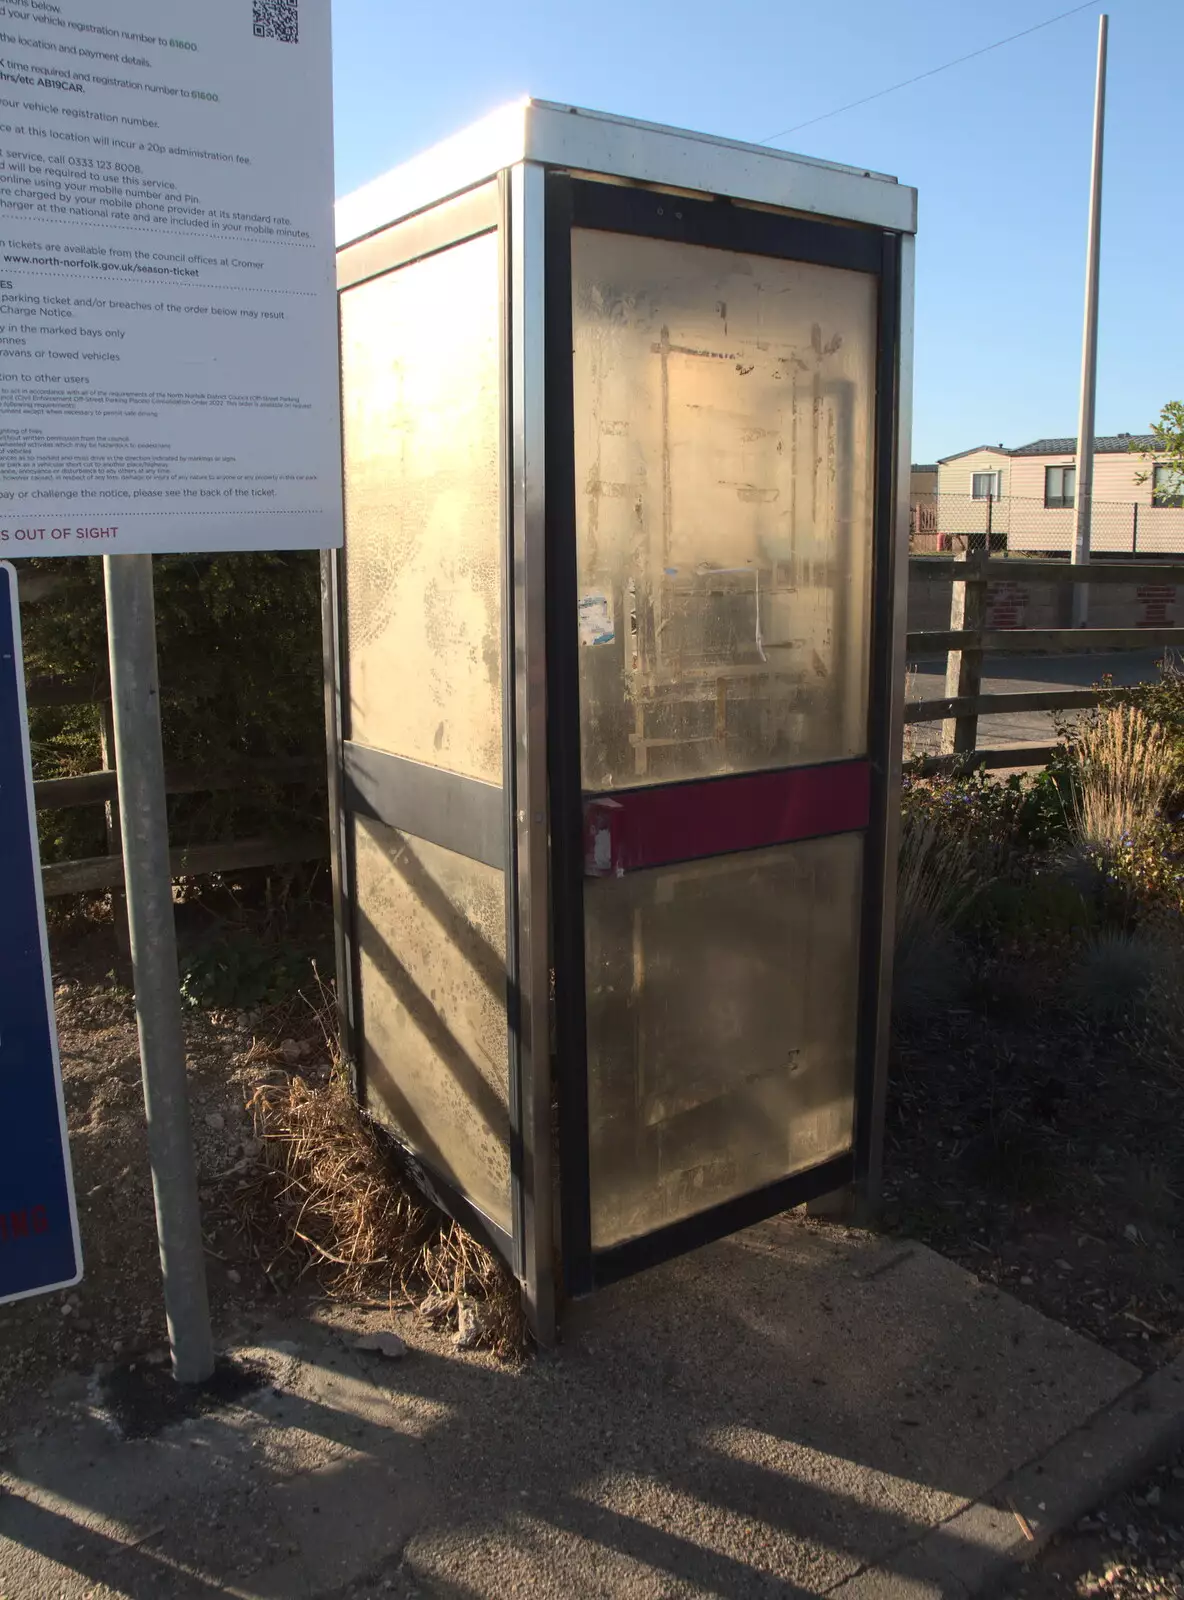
0, 562, 81, 1303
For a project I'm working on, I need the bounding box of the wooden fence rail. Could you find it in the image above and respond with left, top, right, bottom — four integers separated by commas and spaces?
35, 757, 319, 813
23, 656, 325, 896
908, 558, 1184, 586
42, 835, 327, 898
16, 570, 329, 896
905, 556, 1184, 771
907, 626, 1184, 655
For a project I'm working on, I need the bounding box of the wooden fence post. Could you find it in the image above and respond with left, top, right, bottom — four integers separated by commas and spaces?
940, 553, 987, 757
98, 697, 131, 956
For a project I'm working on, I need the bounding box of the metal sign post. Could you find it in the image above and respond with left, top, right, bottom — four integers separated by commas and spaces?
0, 563, 82, 1306
1071, 12, 1108, 627
104, 554, 214, 1383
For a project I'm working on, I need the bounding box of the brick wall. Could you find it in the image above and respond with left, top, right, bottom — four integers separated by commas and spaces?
907, 575, 1178, 635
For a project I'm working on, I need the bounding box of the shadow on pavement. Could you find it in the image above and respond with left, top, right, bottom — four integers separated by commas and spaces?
0, 1216, 1138, 1598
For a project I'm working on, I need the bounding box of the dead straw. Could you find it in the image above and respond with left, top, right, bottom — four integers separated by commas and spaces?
239, 1069, 526, 1360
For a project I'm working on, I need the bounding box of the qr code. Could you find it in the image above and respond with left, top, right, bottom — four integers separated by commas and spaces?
253, 0, 298, 42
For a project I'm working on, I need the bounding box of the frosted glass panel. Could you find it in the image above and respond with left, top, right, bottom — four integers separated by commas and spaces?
571, 229, 876, 790
341, 233, 503, 784
585, 834, 862, 1250
353, 816, 510, 1233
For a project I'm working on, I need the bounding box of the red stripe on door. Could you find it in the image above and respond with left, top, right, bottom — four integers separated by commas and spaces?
583, 760, 871, 876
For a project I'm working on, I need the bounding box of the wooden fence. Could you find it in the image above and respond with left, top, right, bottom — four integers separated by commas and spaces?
27, 556, 1184, 896
905, 556, 1184, 772
20, 568, 326, 897
27, 670, 324, 897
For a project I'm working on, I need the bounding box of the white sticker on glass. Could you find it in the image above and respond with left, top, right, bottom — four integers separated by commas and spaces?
578, 592, 615, 646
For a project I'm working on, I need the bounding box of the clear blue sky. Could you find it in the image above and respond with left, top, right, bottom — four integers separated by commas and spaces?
330, 0, 1182, 465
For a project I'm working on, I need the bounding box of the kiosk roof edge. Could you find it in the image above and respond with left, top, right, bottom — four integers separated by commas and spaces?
334, 98, 917, 249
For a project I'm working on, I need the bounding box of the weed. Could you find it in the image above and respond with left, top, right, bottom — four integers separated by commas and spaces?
179, 934, 314, 1012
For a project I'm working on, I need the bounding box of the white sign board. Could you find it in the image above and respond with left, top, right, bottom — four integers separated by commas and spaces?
0, 0, 340, 555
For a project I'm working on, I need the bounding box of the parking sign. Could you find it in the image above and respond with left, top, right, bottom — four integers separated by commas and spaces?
0, 562, 82, 1303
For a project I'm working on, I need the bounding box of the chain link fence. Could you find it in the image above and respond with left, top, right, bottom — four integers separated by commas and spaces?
909, 493, 1184, 556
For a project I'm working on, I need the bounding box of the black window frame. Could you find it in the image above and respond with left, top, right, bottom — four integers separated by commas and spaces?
1044, 464, 1076, 509
544, 172, 902, 1296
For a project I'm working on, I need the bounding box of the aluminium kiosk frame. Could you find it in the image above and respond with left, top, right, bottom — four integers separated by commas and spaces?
325, 101, 917, 1344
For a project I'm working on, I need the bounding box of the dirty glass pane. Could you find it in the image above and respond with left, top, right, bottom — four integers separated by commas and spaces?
585, 833, 862, 1250
352, 816, 510, 1234
571, 228, 876, 790
341, 232, 503, 784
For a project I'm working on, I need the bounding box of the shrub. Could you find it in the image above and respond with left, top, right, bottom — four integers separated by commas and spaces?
974, 871, 1092, 939
1065, 929, 1165, 1028
897, 810, 982, 941
1128, 655, 1184, 766
178, 935, 316, 1012
893, 921, 965, 1029
902, 761, 1074, 856
1055, 841, 1130, 928
17, 552, 326, 867
893, 810, 982, 1028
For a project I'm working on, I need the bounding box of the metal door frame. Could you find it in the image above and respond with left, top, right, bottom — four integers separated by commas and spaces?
541, 172, 905, 1296
325, 179, 533, 1294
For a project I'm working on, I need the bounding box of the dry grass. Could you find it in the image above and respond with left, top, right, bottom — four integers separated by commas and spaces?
896, 809, 984, 950
234, 980, 527, 1360
893, 809, 985, 1027
1071, 704, 1177, 854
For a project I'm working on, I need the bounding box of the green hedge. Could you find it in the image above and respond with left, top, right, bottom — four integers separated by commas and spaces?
19, 551, 326, 867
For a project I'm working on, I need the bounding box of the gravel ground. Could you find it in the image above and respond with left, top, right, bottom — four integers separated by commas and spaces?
886, 966, 1184, 1376
0, 950, 330, 1415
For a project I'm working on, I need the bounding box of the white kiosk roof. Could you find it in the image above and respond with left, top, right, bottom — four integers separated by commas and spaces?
336, 98, 918, 248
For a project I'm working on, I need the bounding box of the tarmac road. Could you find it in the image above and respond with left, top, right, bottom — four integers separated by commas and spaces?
905, 648, 1166, 757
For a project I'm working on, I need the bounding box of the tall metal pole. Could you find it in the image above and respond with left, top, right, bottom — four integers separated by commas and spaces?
104, 554, 214, 1384
1071, 13, 1108, 627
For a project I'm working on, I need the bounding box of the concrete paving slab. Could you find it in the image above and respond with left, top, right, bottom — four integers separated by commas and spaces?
0, 1330, 433, 1599
827, 1541, 971, 1600
0, 1217, 1141, 1599
837, 1349, 1184, 1600
268, 1453, 433, 1595
391, 1221, 1136, 1598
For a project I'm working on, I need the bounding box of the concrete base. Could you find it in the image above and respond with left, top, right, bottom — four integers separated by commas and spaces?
0, 1217, 1162, 1599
